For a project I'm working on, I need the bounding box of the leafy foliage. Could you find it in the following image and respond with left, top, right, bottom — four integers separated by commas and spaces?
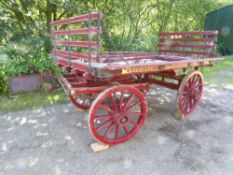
0, 64, 8, 95
0, 0, 229, 51
0, 38, 60, 95
5, 51, 57, 77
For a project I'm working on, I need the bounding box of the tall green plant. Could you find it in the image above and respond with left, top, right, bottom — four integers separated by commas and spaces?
0, 64, 8, 95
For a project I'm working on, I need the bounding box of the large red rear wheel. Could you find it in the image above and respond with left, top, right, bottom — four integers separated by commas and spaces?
88, 85, 148, 145
176, 70, 204, 115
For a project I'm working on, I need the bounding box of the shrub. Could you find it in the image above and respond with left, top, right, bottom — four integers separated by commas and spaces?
6, 48, 59, 77
217, 36, 231, 55
0, 37, 60, 95
0, 64, 8, 95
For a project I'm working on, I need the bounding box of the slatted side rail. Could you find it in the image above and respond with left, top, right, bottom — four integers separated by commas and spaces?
159, 31, 218, 58
50, 11, 102, 71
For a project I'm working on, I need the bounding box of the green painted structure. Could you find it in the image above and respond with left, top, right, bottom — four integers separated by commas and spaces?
205, 4, 233, 55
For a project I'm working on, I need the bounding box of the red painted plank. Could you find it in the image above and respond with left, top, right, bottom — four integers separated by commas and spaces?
50, 12, 101, 26
159, 49, 216, 56
160, 31, 218, 36
100, 52, 160, 56
159, 44, 215, 49
71, 61, 89, 72
57, 57, 70, 66
51, 27, 102, 36
52, 40, 100, 48
52, 50, 91, 60
159, 38, 217, 43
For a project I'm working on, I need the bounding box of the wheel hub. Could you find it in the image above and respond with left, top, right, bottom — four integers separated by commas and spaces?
120, 116, 128, 124
113, 112, 128, 124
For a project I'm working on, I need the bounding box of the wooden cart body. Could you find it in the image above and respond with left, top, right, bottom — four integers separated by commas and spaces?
51, 12, 222, 145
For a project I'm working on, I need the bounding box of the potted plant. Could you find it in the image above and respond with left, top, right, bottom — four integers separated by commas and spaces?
6, 48, 59, 94
7, 57, 41, 94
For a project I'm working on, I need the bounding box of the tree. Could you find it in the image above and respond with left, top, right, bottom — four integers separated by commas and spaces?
0, 0, 229, 51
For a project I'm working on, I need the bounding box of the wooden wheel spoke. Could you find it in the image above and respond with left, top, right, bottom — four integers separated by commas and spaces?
184, 99, 190, 111
115, 124, 119, 139
119, 90, 125, 109
124, 112, 142, 117
189, 96, 193, 107
95, 114, 113, 120
196, 83, 203, 88
193, 77, 200, 88
108, 94, 118, 111
96, 119, 112, 131
123, 93, 136, 109
188, 78, 192, 89
192, 95, 198, 103
183, 85, 189, 92
125, 100, 141, 112
194, 88, 201, 96
127, 119, 138, 126
182, 89, 188, 95
181, 95, 189, 106
194, 79, 202, 89
100, 104, 115, 114
122, 125, 129, 135
103, 124, 114, 138
83, 98, 90, 105
191, 76, 196, 87
181, 92, 188, 101
183, 99, 189, 111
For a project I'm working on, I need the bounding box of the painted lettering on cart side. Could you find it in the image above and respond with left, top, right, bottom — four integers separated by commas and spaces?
122, 66, 158, 74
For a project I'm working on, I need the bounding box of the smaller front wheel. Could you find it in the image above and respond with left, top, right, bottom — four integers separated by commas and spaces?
176, 70, 204, 115
67, 75, 97, 111
88, 85, 148, 145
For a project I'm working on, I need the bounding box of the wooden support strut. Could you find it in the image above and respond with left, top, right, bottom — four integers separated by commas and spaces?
59, 73, 150, 96
146, 73, 181, 90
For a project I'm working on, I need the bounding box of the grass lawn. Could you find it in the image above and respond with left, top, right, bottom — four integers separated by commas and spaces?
202, 56, 233, 85
0, 88, 67, 114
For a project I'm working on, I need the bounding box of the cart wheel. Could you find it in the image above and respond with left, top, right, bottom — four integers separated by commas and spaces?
68, 76, 96, 111
176, 70, 203, 115
88, 85, 148, 145
69, 94, 97, 111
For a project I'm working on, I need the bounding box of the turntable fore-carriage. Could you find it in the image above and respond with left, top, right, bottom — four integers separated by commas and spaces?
51, 12, 221, 145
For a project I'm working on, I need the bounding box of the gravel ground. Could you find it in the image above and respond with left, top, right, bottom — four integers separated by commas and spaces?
0, 84, 233, 175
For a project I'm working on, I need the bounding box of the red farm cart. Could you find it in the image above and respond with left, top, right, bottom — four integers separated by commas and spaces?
50, 12, 222, 145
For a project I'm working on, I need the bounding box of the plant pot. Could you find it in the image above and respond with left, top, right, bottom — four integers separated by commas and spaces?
9, 73, 41, 95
